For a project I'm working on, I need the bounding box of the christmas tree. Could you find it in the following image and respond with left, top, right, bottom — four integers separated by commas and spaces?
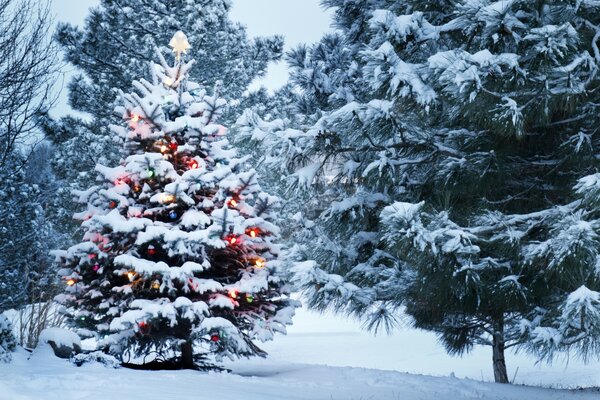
54, 32, 298, 370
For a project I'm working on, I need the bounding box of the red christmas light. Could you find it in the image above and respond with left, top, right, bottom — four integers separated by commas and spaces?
147, 246, 157, 256
226, 236, 238, 245
228, 289, 239, 299
189, 160, 199, 170
138, 321, 150, 334
88, 254, 96, 260
169, 142, 178, 151
109, 200, 117, 209
93, 264, 100, 272
210, 334, 220, 342
130, 114, 141, 123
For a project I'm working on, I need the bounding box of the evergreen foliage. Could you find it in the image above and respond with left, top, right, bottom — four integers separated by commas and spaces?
237, 0, 600, 382
54, 38, 297, 370
0, 314, 16, 363
0, 145, 59, 313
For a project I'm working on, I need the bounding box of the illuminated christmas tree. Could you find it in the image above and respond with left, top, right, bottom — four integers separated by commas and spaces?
55, 32, 298, 370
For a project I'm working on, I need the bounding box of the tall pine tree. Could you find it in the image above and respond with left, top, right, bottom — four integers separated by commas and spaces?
236, 0, 600, 383
55, 32, 297, 370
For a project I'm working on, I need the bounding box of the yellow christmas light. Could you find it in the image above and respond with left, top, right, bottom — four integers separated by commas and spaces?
228, 199, 238, 208
127, 271, 136, 281
161, 193, 176, 204
254, 259, 265, 269
163, 77, 174, 87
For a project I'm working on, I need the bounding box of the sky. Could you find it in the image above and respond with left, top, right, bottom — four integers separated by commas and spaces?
49, 0, 333, 115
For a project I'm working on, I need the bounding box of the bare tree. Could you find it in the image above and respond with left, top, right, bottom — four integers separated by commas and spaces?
0, 0, 59, 170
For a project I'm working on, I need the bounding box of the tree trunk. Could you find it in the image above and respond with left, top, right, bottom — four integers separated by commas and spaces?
492, 317, 509, 384
181, 341, 194, 369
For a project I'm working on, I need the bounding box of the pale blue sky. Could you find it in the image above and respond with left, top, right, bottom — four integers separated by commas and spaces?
50, 0, 333, 112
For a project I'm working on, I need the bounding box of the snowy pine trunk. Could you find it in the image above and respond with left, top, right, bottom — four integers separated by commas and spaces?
181, 341, 194, 370
492, 318, 509, 384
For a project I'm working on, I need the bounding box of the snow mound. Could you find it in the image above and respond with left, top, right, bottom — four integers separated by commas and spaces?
39, 328, 81, 349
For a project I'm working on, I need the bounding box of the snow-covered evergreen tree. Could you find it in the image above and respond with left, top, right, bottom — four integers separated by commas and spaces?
0, 145, 59, 313
239, 0, 600, 383
0, 315, 16, 363
54, 33, 297, 370
47, 0, 284, 244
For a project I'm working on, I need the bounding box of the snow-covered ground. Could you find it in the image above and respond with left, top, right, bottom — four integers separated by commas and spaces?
0, 308, 598, 400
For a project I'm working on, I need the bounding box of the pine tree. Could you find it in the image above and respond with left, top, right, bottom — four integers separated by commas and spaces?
0, 314, 16, 363
47, 0, 284, 244
0, 145, 59, 314
238, 0, 600, 383
54, 33, 297, 370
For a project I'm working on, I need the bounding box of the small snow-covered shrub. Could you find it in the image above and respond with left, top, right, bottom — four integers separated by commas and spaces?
0, 314, 16, 362
38, 327, 81, 358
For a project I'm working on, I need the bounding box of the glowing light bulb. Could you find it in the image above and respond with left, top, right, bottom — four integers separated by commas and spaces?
161, 193, 176, 204
169, 31, 191, 61
127, 271, 136, 281
228, 236, 237, 245
152, 281, 160, 290
66, 279, 76, 286
130, 114, 140, 123
163, 77, 174, 86
228, 199, 238, 208
254, 259, 265, 269
228, 289, 238, 299
189, 160, 199, 170
160, 145, 169, 153
93, 264, 100, 272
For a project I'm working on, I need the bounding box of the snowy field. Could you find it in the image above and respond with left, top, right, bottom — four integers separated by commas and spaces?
0, 307, 598, 400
